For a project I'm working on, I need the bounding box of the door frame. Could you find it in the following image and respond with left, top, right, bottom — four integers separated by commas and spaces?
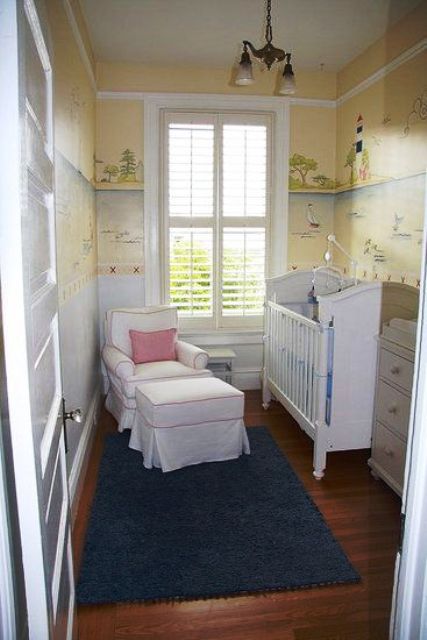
0, 1, 51, 636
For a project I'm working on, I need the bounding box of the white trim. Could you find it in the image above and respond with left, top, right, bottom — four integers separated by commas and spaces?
143, 98, 162, 305
51, 499, 67, 622
391, 173, 427, 639
337, 38, 427, 106
65, 534, 75, 640
0, 432, 16, 640
0, 1, 49, 636
98, 90, 335, 109
272, 99, 288, 276
289, 97, 336, 108
143, 92, 289, 307
62, 0, 96, 91
24, 0, 51, 72
99, 92, 293, 106
68, 388, 101, 504
182, 330, 263, 346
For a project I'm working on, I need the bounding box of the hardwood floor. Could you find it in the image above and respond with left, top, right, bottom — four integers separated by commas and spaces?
73, 391, 401, 639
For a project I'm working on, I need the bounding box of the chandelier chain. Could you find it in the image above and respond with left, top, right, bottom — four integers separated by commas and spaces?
265, 0, 273, 44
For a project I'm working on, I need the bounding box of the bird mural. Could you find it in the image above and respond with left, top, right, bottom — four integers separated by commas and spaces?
392, 213, 404, 232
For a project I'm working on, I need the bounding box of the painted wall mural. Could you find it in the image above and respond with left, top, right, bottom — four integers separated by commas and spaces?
288, 193, 334, 271
334, 174, 425, 287
56, 152, 97, 303
289, 153, 336, 191
97, 190, 144, 275
289, 105, 336, 193
96, 148, 144, 185
403, 87, 427, 137
331, 50, 426, 288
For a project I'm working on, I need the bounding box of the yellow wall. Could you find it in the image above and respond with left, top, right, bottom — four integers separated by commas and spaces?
96, 100, 144, 185
46, 0, 97, 301
97, 62, 337, 100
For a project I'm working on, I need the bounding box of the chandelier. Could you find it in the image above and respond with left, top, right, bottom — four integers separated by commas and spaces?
235, 0, 296, 95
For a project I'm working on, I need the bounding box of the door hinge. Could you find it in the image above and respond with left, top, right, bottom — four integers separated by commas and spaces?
398, 512, 406, 554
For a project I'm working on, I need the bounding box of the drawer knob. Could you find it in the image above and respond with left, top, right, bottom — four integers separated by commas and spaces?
384, 446, 394, 457
388, 405, 398, 414
390, 365, 400, 375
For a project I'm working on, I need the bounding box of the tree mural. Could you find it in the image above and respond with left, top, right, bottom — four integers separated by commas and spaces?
119, 148, 137, 182
103, 164, 119, 182
312, 174, 335, 189
289, 153, 318, 187
345, 146, 357, 185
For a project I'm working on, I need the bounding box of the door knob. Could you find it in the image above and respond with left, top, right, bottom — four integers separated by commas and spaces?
61, 399, 83, 453
64, 408, 83, 423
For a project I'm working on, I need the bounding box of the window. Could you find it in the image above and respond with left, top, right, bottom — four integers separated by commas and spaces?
163, 111, 271, 329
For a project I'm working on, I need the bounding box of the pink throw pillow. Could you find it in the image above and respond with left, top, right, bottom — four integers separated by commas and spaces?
129, 328, 177, 364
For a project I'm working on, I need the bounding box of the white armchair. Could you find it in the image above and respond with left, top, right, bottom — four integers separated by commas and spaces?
102, 306, 213, 432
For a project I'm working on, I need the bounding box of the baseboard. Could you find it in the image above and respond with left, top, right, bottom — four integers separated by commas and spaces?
69, 387, 101, 521
232, 368, 262, 391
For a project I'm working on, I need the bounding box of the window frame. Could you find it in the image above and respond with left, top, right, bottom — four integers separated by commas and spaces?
163, 110, 271, 329
144, 93, 290, 331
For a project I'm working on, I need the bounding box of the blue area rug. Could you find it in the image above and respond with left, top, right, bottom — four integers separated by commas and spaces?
77, 427, 359, 604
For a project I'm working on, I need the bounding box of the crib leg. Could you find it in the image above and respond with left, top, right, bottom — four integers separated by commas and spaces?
313, 421, 328, 480
262, 369, 271, 410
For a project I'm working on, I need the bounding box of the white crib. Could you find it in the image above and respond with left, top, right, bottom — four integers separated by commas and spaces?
262, 269, 418, 479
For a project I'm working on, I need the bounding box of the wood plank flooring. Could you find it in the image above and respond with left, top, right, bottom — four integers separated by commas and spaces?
73, 391, 401, 639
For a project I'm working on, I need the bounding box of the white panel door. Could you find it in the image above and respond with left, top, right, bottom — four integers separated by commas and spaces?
0, 1, 75, 639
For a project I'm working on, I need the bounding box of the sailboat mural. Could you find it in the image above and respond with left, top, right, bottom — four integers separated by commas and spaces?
306, 203, 320, 228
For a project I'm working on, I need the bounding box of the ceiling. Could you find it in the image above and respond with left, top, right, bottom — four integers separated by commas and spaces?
80, 0, 422, 71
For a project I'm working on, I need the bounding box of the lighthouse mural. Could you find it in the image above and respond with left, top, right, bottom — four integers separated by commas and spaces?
352, 114, 371, 183
356, 114, 363, 154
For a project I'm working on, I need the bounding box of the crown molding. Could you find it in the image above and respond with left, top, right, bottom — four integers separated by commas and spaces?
62, 0, 97, 91
289, 97, 336, 108
337, 37, 427, 106
97, 90, 336, 109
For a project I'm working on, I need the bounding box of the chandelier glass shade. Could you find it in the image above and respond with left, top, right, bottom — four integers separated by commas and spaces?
235, 0, 296, 95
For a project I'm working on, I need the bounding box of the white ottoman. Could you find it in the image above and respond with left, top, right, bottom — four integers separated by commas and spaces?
129, 377, 250, 472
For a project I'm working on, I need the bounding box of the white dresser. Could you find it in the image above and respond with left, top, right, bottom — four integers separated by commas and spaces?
368, 319, 416, 496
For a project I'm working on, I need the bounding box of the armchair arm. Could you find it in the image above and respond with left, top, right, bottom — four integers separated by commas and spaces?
102, 345, 135, 379
175, 340, 209, 370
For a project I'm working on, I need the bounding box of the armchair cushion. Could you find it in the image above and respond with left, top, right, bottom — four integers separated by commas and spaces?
129, 328, 177, 364
175, 340, 209, 370
102, 345, 135, 379
122, 361, 213, 399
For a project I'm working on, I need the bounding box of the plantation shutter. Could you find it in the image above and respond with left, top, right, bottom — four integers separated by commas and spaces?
164, 111, 270, 329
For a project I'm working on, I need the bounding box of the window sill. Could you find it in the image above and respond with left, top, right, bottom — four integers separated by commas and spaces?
179, 327, 263, 335
179, 327, 264, 346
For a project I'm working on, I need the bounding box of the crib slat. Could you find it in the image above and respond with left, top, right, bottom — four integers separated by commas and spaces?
264, 300, 328, 432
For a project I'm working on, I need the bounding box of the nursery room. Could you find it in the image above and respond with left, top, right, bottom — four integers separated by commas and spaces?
1, 0, 427, 639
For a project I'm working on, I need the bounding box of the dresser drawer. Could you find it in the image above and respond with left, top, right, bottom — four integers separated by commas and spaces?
379, 348, 414, 392
372, 422, 406, 489
376, 380, 411, 439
